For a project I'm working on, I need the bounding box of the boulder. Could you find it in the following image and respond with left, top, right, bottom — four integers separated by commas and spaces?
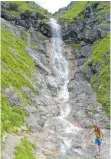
3, 87, 21, 106
46, 76, 58, 96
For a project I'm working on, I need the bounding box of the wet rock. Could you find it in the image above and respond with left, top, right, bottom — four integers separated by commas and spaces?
46, 76, 58, 96
25, 105, 59, 132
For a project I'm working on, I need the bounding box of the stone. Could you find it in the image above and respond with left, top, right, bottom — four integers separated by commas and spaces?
46, 76, 58, 96
80, 45, 92, 57
3, 87, 20, 106
20, 126, 27, 132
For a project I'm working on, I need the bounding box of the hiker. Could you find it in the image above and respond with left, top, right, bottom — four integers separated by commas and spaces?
85, 124, 103, 157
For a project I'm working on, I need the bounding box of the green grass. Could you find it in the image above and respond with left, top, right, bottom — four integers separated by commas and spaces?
1, 25, 36, 91
15, 139, 36, 159
85, 34, 110, 117
5, 1, 49, 17
97, 1, 110, 13
56, 1, 110, 24
1, 96, 28, 134
96, 2, 110, 21
1, 25, 37, 134
91, 34, 110, 63
71, 43, 81, 51
57, 2, 88, 22
40, 19, 48, 25
99, 21, 109, 26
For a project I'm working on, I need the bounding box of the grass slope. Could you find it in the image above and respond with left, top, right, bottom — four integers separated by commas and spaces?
5, 1, 49, 17
15, 139, 36, 159
1, 25, 37, 134
85, 34, 110, 117
1, 96, 28, 134
91, 34, 110, 117
56, 1, 110, 23
57, 1, 88, 22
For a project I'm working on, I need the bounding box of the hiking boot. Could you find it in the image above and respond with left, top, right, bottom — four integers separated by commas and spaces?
97, 152, 101, 156
94, 152, 98, 157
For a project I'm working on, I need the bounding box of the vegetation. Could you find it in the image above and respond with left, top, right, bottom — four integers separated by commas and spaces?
97, 2, 110, 14
1, 96, 28, 134
1, 25, 37, 134
56, 1, 110, 25
84, 34, 110, 117
40, 19, 48, 25
71, 43, 81, 51
15, 139, 36, 159
56, 2, 88, 22
5, 1, 50, 18
1, 25, 36, 90
99, 21, 109, 26
96, 2, 110, 21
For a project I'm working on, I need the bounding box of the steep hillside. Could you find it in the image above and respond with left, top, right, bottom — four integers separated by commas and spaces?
56, 1, 110, 117
1, 23, 37, 134
1, 1, 52, 35
1, 1, 49, 18
84, 34, 110, 117
1, 1, 110, 159
1, 1, 52, 135
55, 1, 88, 22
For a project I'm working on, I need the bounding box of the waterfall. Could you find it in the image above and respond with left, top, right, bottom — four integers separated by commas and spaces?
50, 18, 80, 132
50, 18, 69, 103
49, 18, 81, 155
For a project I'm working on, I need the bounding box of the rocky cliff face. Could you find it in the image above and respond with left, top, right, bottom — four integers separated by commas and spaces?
1, 1, 110, 159
57, 1, 110, 118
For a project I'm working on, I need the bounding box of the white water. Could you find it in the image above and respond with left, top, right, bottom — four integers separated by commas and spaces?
46, 22, 82, 157
50, 18, 80, 133
50, 18, 69, 103
49, 18, 82, 155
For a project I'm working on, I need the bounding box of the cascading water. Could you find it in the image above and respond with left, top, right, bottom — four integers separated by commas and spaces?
50, 18, 69, 104
50, 18, 79, 132
47, 18, 81, 154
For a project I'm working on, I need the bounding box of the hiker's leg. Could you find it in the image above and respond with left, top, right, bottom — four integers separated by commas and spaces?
94, 144, 99, 157
95, 139, 99, 152
96, 144, 99, 152
98, 146, 101, 152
